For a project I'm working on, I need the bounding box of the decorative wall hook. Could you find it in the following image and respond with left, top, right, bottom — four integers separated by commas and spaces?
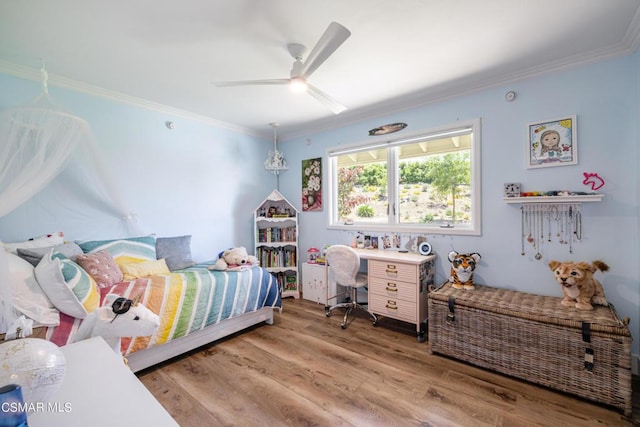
582, 172, 604, 191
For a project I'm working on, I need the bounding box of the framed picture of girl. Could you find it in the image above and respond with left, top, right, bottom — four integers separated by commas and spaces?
527, 115, 577, 168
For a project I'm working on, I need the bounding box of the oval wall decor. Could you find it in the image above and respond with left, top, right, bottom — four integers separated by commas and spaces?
368, 122, 407, 136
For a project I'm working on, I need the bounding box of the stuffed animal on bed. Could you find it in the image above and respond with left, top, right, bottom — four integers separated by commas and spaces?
548, 260, 609, 310
209, 246, 259, 271
448, 251, 481, 290
72, 293, 160, 355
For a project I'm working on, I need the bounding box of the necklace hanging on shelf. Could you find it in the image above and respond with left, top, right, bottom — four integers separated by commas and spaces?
526, 206, 534, 244
534, 205, 542, 260
574, 209, 582, 240
520, 206, 526, 256
559, 207, 565, 244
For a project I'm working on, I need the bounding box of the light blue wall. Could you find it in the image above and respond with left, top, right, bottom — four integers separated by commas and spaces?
280, 53, 640, 357
1, 53, 638, 359
0, 73, 277, 261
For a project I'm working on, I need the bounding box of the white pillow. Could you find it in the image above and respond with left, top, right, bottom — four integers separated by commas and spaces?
7, 253, 60, 327
34, 250, 100, 319
4, 232, 65, 255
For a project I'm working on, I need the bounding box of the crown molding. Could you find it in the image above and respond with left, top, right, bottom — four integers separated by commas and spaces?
282, 43, 637, 141
0, 60, 264, 138
623, 5, 640, 51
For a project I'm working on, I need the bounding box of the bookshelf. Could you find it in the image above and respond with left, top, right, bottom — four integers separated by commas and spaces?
254, 190, 299, 298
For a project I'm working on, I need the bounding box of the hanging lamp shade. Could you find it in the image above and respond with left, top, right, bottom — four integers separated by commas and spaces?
264, 123, 288, 175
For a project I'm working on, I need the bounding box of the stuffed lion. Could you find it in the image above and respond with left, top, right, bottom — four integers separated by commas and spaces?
548, 260, 609, 310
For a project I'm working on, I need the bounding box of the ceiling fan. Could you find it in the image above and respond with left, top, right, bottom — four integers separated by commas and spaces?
211, 22, 351, 114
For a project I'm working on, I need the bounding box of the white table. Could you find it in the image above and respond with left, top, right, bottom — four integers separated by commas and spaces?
28, 337, 177, 427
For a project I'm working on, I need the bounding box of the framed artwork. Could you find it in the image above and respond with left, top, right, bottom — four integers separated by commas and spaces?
527, 115, 577, 168
302, 158, 322, 211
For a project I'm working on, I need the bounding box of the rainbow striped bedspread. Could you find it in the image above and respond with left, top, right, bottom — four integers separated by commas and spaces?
45, 265, 281, 356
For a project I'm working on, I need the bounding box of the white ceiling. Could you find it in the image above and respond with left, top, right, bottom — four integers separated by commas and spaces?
1, 1, 639, 139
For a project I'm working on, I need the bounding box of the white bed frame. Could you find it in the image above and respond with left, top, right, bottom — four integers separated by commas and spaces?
127, 307, 276, 372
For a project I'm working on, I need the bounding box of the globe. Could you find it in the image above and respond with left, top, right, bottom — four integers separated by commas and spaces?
0, 338, 66, 407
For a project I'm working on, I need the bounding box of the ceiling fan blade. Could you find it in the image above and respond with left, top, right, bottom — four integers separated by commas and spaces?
307, 83, 347, 114
211, 79, 289, 87
300, 22, 351, 78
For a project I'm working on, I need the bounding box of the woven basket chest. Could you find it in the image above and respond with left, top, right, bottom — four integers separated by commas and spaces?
428, 283, 633, 416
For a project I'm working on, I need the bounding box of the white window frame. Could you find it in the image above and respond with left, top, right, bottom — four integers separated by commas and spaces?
326, 118, 481, 236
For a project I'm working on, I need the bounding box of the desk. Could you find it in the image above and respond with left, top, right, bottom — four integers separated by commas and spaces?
325, 248, 436, 342
28, 337, 177, 427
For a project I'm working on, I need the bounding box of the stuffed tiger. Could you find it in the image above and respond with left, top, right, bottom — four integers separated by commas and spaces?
448, 251, 481, 290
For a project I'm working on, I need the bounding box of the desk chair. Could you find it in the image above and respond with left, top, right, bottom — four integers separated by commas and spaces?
324, 245, 378, 329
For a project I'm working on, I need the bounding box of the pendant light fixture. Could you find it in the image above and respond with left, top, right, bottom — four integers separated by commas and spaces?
264, 122, 288, 175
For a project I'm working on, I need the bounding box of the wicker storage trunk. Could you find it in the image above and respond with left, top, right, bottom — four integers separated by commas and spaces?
428, 283, 632, 416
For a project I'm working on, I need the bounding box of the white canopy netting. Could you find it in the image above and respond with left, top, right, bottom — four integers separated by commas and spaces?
0, 66, 138, 332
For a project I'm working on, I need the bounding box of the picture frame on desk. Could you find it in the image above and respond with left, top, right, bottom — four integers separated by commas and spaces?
381, 235, 391, 250
393, 234, 401, 249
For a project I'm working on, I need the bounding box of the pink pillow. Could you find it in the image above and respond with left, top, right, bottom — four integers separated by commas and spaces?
75, 250, 123, 288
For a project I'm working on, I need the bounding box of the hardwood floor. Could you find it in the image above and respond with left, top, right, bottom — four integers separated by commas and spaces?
138, 298, 638, 426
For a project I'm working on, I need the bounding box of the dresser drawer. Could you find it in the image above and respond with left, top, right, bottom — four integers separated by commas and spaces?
369, 276, 415, 301
368, 260, 416, 282
369, 294, 416, 323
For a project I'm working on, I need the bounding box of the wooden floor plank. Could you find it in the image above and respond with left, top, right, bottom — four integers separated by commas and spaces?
138, 298, 637, 426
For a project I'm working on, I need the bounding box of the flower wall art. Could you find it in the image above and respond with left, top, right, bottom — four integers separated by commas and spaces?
302, 158, 322, 211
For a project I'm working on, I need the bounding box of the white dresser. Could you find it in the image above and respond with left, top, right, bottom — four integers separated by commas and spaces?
28, 337, 177, 427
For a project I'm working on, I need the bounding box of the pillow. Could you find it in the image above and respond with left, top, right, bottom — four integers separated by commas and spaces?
156, 235, 195, 271
120, 259, 171, 280
4, 232, 65, 254
76, 235, 157, 269
75, 250, 123, 288
34, 250, 100, 319
7, 252, 60, 327
17, 242, 84, 267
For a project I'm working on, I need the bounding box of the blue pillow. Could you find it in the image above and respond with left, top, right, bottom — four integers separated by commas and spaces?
156, 235, 195, 271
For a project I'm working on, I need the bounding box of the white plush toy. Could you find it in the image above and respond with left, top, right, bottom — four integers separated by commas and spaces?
72, 293, 160, 354
208, 246, 259, 271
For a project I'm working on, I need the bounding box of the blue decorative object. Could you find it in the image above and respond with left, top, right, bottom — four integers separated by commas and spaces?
0, 384, 28, 427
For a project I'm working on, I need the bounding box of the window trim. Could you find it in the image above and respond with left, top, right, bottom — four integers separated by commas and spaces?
326, 118, 482, 236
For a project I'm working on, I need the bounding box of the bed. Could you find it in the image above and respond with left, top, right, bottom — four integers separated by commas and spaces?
46, 264, 281, 372
5, 234, 282, 372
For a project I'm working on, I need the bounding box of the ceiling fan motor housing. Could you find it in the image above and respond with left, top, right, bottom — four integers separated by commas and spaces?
287, 43, 307, 60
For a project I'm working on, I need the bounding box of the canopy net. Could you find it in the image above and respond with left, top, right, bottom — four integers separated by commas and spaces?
0, 65, 137, 332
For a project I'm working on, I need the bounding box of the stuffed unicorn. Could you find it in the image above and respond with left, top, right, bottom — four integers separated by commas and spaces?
73, 293, 160, 354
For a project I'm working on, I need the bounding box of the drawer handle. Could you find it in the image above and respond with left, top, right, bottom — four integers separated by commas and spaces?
385, 300, 397, 310
385, 269, 398, 274
385, 285, 398, 292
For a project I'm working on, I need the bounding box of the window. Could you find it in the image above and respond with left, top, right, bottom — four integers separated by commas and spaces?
326, 119, 481, 235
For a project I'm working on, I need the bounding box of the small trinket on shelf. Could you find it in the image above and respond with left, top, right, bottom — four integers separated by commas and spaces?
307, 247, 320, 263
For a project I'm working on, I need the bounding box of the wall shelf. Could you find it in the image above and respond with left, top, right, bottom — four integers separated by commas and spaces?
504, 194, 604, 204
504, 194, 604, 256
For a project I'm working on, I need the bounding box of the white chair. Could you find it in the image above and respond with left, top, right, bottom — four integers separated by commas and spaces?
324, 245, 378, 329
